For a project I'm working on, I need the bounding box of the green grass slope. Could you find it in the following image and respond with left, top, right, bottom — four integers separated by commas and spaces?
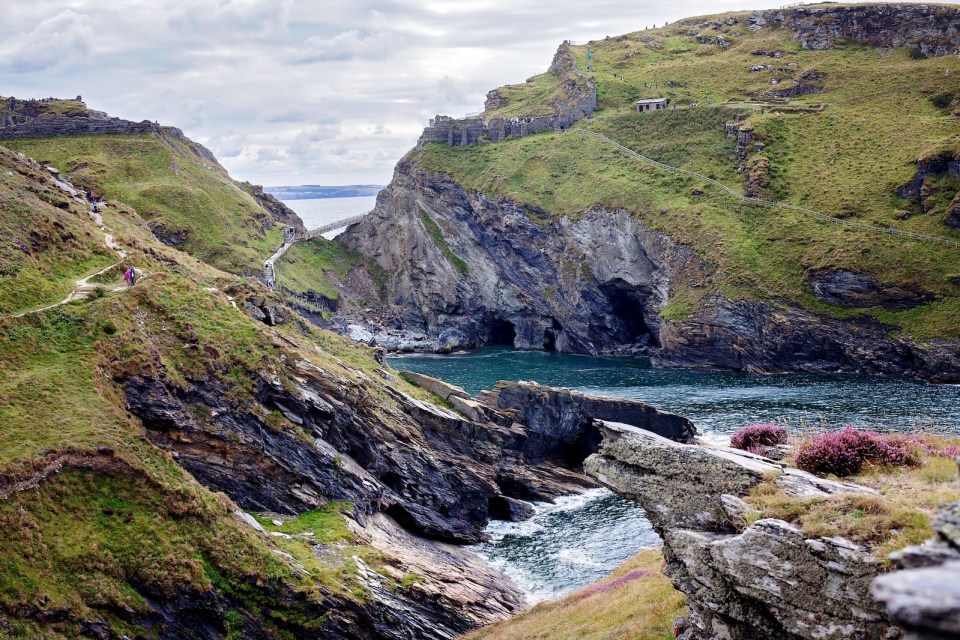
6, 132, 286, 275
0, 137, 426, 636
419, 12, 960, 339
465, 548, 685, 640
0, 147, 116, 315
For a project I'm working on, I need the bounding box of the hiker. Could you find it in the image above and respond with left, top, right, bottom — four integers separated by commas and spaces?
124, 268, 132, 286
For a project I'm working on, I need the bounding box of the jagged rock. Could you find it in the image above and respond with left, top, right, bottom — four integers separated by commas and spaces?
584, 421, 894, 640
719, 494, 760, 526
763, 5, 960, 57
401, 371, 471, 401
335, 145, 960, 381
348, 324, 375, 344
479, 381, 697, 463
873, 502, 960, 639
655, 294, 960, 382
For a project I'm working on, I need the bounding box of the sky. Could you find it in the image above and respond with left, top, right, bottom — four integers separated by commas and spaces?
0, 0, 892, 186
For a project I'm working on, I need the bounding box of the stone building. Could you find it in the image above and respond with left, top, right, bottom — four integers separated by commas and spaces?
635, 98, 668, 112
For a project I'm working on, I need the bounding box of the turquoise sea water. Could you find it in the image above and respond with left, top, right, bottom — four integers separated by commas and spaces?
389, 347, 960, 602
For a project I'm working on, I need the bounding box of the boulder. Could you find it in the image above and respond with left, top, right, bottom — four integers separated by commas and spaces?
873, 502, 960, 639
584, 421, 894, 640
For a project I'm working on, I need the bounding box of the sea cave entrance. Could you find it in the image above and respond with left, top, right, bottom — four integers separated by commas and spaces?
488, 319, 517, 347
600, 279, 659, 347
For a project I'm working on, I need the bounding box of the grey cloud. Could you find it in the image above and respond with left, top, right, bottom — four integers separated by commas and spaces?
293, 30, 401, 63
0, 10, 94, 73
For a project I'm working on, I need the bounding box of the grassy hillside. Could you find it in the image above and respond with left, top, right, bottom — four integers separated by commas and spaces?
6, 133, 285, 275
0, 132, 433, 636
276, 237, 385, 303
465, 548, 685, 640
419, 15, 960, 339
0, 147, 116, 315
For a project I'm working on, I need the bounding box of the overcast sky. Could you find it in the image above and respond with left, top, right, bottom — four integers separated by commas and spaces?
0, 0, 899, 186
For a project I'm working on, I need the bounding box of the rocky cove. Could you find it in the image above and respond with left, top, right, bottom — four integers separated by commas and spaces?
4, 3, 960, 638
329, 156, 960, 383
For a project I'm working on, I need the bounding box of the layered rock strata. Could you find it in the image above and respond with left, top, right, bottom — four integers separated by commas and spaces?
124, 365, 690, 636
584, 421, 895, 640
337, 159, 960, 381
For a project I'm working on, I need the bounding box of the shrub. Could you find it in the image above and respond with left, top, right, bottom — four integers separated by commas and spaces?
908, 46, 927, 60
795, 426, 920, 477
930, 92, 954, 110
730, 423, 788, 451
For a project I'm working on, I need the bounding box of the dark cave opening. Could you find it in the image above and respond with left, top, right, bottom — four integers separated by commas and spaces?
601, 280, 659, 347
543, 318, 563, 352
488, 318, 517, 347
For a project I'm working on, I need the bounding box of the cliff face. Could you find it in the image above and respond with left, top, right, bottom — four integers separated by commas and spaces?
584, 422, 896, 640
337, 160, 960, 381
873, 502, 960, 640
122, 326, 693, 637
339, 158, 701, 355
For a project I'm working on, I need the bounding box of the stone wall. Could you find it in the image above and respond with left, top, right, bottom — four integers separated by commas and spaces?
416, 42, 597, 149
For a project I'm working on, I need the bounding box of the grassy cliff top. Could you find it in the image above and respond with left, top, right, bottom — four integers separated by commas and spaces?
419, 10, 960, 339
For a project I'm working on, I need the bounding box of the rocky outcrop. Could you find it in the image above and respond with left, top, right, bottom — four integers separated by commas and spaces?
238, 181, 305, 232
478, 381, 697, 464
0, 96, 156, 139
654, 294, 960, 382
806, 269, 933, 309
338, 158, 703, 356
584, 421, 894, 640
762, 5, 960, 57
872, 502, 960, 640
336, 157, 960, 381
123, 355, 694, 634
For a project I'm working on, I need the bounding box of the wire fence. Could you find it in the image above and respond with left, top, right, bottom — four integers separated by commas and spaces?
574, 129, 960, 249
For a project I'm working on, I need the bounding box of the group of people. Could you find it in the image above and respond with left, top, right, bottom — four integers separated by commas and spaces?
84, 187, 103, 213
124, 267, 138, 287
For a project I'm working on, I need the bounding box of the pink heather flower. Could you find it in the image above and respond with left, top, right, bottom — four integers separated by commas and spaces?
795, 426, 920, 477
730, 423, 788, 451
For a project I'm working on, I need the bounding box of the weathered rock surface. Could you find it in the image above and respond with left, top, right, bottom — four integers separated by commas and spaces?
753, 5, 960, 56
478, 381, 697, 465
336, 156, 960, 381
654, 294, 960, 382
338, 158, 703, 356
806, 268, 933, 310
872, 502, 960, 640
584, 421, 895, 640
124, 362, 694, 635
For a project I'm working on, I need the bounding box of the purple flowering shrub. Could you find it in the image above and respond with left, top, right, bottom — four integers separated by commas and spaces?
730, 423, 788, 451
794, 426, 921, 477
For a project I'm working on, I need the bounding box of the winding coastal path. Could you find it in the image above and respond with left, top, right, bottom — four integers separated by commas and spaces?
8, 200, 139, 319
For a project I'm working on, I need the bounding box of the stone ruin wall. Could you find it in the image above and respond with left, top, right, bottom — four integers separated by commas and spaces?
417, 42, 597, 149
